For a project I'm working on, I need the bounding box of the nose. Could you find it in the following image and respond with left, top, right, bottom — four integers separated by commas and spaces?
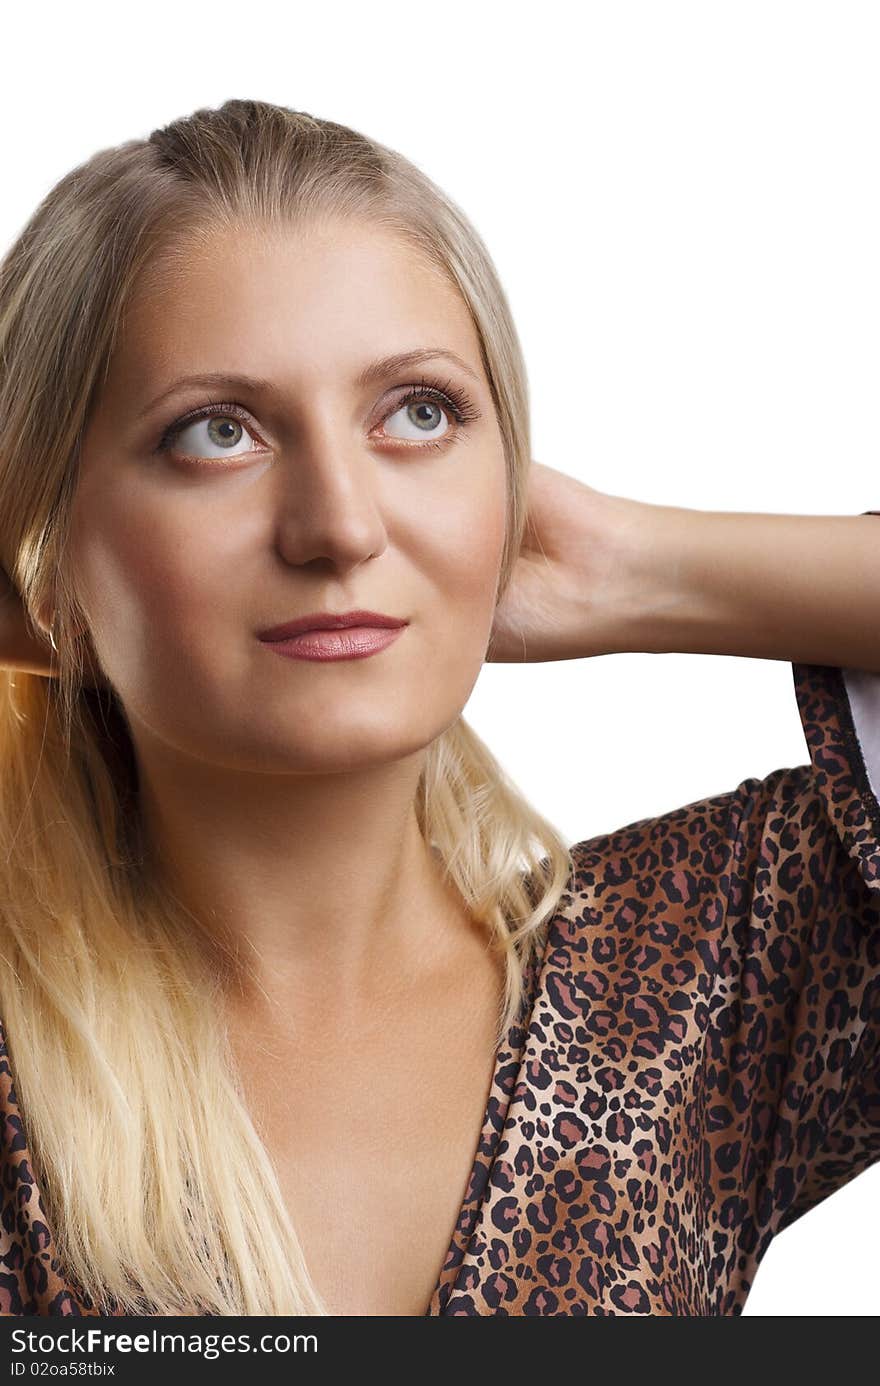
272, 415, 389, 571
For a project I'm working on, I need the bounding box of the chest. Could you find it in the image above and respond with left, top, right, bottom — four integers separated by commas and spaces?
229, 962, 504, 1316
267, 1071, 490, 1315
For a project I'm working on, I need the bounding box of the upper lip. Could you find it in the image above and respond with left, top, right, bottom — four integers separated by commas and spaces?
257, 609, 409, 641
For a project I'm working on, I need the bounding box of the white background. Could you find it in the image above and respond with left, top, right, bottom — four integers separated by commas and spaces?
3, 0, 877, 1315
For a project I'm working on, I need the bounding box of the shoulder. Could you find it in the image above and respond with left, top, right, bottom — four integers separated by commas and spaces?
554, 781, 753, 968
539, 766, 838, 1028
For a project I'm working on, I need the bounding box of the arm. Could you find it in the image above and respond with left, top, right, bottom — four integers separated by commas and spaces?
487, 463, 880, 672
607, 498, 880, 672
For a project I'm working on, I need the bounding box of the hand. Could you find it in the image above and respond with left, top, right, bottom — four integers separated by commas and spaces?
486, 462, 642, 663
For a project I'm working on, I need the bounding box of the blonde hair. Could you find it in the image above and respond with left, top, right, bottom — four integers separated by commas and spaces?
0, 99, 574, 1316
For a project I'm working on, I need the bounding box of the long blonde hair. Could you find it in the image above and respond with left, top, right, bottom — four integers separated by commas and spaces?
0, 99, 574, 1315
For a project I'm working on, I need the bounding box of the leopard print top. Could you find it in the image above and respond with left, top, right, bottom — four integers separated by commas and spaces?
2, 636, 879, 1315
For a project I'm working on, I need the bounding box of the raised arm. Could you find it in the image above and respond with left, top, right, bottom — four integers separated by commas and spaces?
614, 500, 880, 672
486, 462, 880, 674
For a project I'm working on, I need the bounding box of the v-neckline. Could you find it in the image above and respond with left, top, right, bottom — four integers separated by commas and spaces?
421, 925, 549, 1316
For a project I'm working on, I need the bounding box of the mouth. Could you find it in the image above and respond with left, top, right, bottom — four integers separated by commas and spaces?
257, 609, 408, 642
259, 622, 407, 663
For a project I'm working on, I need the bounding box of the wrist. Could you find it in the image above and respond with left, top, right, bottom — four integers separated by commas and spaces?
594, 495, 725, 656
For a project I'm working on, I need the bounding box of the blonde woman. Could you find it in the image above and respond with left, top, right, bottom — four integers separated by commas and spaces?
0, 98, 878, 1318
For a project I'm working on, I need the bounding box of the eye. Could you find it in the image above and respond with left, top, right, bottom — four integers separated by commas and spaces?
158, 407, 261, 464
383, 394, 450, 443
378, 379, 482, 451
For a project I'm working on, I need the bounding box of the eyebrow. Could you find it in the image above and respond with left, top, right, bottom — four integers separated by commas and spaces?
136, 347, 482, 421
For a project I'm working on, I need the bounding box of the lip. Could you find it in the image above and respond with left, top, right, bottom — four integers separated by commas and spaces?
257, 609, 408, 641
261, 625, 406, 662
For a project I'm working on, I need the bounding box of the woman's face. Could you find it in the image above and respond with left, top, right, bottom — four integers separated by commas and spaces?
67, 220, 508, 774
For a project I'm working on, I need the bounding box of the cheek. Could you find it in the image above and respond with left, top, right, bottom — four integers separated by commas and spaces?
410, 461, 507, 664
440, 505, 505, 613
435, 461, 507, 600
69, 489, 236, 692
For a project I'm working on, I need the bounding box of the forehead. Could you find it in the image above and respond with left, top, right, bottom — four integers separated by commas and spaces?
107, 220, 479, 398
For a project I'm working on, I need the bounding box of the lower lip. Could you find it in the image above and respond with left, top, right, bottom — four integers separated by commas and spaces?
260, 625, 407, 661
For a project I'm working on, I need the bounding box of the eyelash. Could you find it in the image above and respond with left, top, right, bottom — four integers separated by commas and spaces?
155, 375, 482, 466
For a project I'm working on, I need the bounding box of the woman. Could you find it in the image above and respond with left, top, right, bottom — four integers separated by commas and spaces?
0, 98, 877, 1318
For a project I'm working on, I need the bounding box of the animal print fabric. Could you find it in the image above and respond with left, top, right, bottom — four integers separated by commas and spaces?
2, 523, 879, 1315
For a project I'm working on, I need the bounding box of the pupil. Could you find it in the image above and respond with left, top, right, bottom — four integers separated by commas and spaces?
208, 418, 241, 447
411, 402, 439, 430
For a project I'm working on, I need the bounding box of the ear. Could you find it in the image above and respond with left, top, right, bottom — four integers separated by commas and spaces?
34, 601, 109, 692
33, 605, 54, 643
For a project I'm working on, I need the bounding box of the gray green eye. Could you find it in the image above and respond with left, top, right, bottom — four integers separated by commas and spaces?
384, 397, 450, 441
